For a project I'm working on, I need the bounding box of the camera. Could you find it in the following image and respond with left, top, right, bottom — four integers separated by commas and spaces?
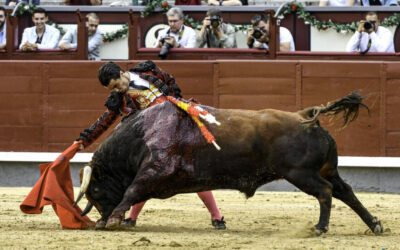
363, 21, 375, 31
209, 16, 221, 29
252, 28, 264, 40
158, 37, 172, 60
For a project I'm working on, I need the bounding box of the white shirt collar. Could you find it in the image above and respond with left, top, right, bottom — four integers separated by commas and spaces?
128, 72, 150, 89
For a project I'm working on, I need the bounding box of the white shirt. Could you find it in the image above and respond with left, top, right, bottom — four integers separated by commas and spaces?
0, 22, 6, 46
59, 26, 103, 60
154, 25, 196, 48
129, 72, 150, 89
255, 27, 295, 51
19, 24, 60, 50
346, 26, 394, 53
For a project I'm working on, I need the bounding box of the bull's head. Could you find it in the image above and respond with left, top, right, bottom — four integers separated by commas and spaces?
74, 164, 125, 229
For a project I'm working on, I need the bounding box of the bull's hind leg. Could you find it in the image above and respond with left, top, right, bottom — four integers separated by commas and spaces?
283, 170, 333, 236
328, 173, 383, 234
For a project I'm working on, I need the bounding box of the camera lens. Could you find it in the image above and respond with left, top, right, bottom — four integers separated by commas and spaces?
363, 21, 372, 30
209, 16, 220, 29
159, 41, 172, 60
252, 29, 263, 39
211, 19, 219, 28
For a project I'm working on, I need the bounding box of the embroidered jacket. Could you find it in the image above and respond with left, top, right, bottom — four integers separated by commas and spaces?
77, 61, 182, 147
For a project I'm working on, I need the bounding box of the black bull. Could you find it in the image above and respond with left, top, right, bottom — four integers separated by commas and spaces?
76, 92, 383, 235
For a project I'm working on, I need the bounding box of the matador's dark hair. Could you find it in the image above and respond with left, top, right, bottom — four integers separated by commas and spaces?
98, 62, 124, 87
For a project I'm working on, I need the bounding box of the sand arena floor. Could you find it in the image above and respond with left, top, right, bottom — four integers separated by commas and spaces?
0, 187, 399, 249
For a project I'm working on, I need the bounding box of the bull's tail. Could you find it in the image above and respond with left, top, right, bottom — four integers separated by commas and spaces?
299, 91, 370, 128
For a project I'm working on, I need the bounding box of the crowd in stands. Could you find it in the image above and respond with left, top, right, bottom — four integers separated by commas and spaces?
0, 2, 398, 58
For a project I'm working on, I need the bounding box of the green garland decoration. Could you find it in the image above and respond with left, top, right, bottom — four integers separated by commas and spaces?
102, 23, 129, 43
281, 2, 400, 33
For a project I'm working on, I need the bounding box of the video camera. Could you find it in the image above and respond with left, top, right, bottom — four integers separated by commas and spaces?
209, 16, 221, 29
158, 36, 172, 60
252, 28, 264, 40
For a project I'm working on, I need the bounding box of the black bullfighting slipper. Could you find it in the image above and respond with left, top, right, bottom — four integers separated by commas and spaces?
120, 218, 136, 227
211, 216, 226, 230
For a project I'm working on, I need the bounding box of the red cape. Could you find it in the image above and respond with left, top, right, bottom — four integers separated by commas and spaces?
20, 142, 94, 229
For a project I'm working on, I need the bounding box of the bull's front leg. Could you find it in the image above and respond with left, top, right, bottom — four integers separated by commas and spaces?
105, 182, 150, 229
105, 161, 176, 229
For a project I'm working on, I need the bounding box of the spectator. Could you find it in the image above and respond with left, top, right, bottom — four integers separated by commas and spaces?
346, 11, 394, 53
0, 7, 6, 50
197, 8, 237, 48
154, 7, 196, 48
247, 14, 295, 52
319, 0, 356, 6
58, 13, 102, 60
6, 0, 40, 6
19, 8, 60, 51
359, 0, 398, 6
206, 0, 247, 6
62, 0, 101, 5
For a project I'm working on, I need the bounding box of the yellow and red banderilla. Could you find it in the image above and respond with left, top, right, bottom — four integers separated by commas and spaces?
167, 96, 221, 150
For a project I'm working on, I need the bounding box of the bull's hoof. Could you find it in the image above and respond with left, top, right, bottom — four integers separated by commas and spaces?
105, 217, 121, 229
372, 217, 383, 234
313, 225, 328, 236
95, 220, 106, 230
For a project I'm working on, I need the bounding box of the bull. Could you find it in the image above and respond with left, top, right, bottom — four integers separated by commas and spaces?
75, 91, 383, 235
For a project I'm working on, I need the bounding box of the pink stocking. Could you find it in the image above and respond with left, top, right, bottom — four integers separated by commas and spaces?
127, 201, 146, 220
197, 191, 222, 220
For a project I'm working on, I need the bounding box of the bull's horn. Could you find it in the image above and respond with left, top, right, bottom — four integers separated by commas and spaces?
80, 202, 93, 217
73, 165, 92, 206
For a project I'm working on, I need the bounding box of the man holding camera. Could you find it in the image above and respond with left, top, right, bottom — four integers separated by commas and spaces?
346, 12, 394, 53
197, 8, 237, 48
155, 7, 196, 49
247, 14, 294, 52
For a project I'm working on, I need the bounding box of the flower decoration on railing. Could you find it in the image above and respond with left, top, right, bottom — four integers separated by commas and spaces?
102, 23, 129, 43
280, 1, 399, 33
14, 3, 36, 17
142, 0, 171, 18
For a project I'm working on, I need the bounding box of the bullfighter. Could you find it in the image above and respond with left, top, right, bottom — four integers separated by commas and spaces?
75, 61, 226, 229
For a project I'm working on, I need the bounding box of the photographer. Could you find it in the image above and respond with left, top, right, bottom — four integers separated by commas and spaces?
247, 14, 294, 52
155, 7, 196, 59
346, 12, 394, 53
197, 8, 237, 48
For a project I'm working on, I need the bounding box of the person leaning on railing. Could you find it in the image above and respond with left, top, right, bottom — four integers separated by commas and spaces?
6, 0, 40, 6
58, 12, 102, 60
357, 0, 398, 6
205, 0, 248, 6
197, 8, 237, 48
346, 11, 394, 53
19, 8, 60, 51
247, 14, 295, 52
319, 0, 356, 6
0, 7, 6, 50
